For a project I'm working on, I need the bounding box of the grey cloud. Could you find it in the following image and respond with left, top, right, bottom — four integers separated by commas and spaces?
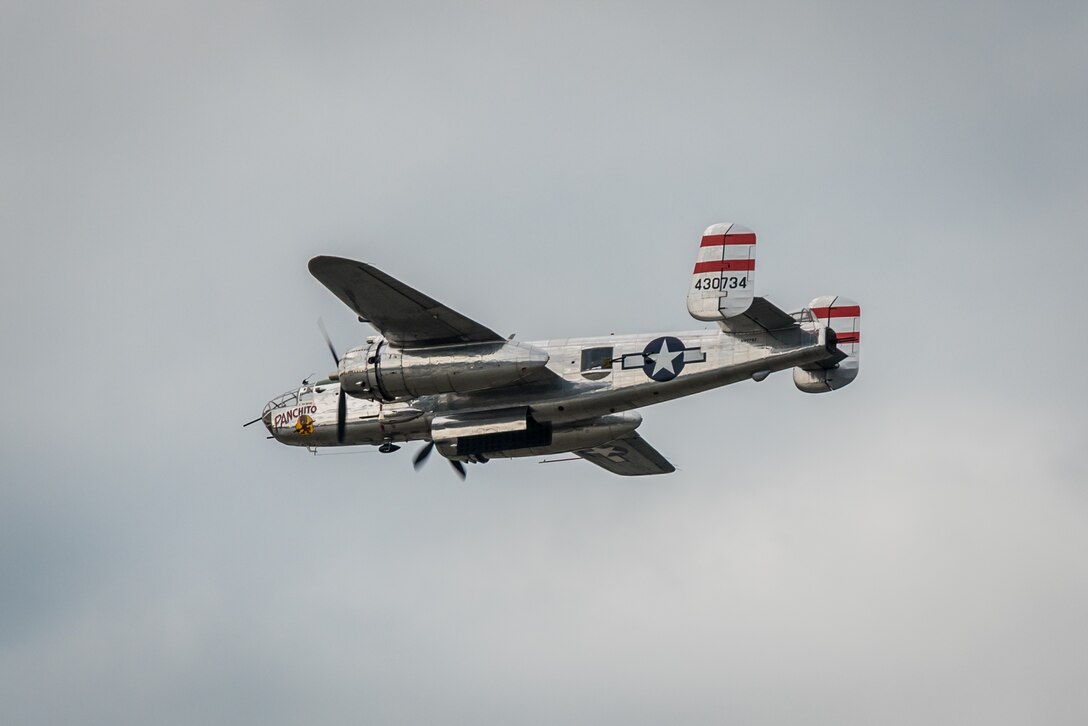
2, 1, 1086, 724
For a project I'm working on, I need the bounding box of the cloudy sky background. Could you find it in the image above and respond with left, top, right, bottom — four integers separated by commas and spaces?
2, 1, 1086, 723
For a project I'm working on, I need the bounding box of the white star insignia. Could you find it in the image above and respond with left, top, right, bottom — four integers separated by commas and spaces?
645, 338, 683, 377
583, 445, 627, 461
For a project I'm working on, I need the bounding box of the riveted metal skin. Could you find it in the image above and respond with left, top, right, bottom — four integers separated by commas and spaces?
260, 223, 861, 474
263, 322, 830, 450
337, 340, 550, 401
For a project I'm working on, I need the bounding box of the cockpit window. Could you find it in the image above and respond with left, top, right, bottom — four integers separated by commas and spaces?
581, 346, 614, 372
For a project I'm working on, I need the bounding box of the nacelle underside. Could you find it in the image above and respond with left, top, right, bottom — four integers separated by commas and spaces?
434, 410, 643, 462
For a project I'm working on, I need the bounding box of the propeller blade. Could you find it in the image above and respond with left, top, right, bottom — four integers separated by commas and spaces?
336, 389, 347, 444
449, 460, 466, 480
317, 318, 340, 366
413, 442, 435, 470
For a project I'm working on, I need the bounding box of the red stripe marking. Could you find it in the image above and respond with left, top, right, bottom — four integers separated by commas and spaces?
700, 233, 756, 247
835, 332, 860, 344
693, 259, 756, 273
813, 305, 861, 319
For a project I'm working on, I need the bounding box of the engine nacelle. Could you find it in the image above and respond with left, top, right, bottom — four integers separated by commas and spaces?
433, 409, 643, 461
338, 338, 551, 402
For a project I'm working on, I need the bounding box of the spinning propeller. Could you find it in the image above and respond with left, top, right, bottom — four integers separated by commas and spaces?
320, 320, 464, 479
413, 441, 467, 480
318, 319, 348, 444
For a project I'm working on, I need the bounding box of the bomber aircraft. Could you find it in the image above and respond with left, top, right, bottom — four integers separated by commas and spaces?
248, 223, 860, 477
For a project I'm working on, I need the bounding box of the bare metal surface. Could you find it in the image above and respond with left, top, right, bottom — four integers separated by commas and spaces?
431, 408, 530, 441
262, 227, 860, 475
338, 339, 550, 402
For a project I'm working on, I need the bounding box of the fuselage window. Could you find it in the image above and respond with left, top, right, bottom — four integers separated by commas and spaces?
581, 346, 614, 371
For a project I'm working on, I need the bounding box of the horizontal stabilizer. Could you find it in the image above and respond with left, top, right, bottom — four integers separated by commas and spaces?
717, 296, 798, 335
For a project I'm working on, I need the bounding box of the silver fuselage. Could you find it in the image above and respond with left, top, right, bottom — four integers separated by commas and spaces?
264, 321, 829, 457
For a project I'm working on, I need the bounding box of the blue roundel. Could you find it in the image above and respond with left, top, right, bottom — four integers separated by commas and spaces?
642, 336, 686, 382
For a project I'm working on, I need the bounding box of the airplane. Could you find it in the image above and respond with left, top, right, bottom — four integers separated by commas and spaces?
248, 223, 861, 477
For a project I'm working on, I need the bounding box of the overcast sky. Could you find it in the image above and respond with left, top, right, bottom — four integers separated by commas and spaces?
2, 1, 1086, 724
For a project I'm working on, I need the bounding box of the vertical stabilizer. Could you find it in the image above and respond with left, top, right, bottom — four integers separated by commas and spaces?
687, 223, 756, 321
794, 296, 861, 392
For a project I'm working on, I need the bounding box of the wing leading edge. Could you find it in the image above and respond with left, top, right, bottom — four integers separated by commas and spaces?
575, 432, 676, 476
308, 256, 504, 348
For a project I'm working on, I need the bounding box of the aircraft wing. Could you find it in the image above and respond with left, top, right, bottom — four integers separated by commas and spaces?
575, 432, 676, 476
308, 256, 504, 348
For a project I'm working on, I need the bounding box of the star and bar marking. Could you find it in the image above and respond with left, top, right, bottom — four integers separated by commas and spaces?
620, 336, 706, 382
577, 444, 630, 462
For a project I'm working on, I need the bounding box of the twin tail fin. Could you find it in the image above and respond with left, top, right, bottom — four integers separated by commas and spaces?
794, 296, 861, 393
687, 223, 756, 321
685, 223, 860, 393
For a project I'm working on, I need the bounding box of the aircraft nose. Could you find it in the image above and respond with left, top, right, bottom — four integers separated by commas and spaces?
262, 389, 301, 438
261, 399, 277, 435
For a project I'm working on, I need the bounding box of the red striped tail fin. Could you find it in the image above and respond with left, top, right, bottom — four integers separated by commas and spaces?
794, 295, 861, 393
687, 223, 756, 321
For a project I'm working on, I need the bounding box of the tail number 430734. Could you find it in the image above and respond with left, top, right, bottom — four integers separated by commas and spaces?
694, 276, 747, 290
